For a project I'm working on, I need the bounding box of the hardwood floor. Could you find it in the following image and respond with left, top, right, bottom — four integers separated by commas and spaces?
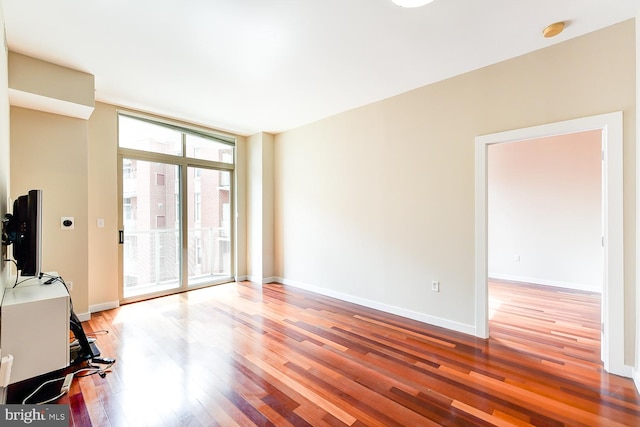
21, 280, 640, 426
488, 279, 602, 368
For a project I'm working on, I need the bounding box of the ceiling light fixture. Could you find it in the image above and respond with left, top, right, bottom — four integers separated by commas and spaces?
392, 0, 436, 8
543, 22, 565, 38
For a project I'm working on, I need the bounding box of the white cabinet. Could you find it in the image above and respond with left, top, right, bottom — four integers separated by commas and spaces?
0, 278, 70, 384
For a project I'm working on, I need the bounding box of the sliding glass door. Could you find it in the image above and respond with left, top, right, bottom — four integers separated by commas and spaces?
118, 114, 235, 302
122, 159, 181, 298
187, 167, 231, 287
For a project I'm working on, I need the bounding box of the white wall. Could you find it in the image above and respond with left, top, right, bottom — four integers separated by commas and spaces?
488, 131, 602, 291
274, 21, 636, 360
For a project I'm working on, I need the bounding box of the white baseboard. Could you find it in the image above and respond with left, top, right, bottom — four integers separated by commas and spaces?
247, 275, 278, 285
76, 311, 91, 322
615, 364, 634, 379
488, 273, 602, 293
90, 300, 120, 313
235, 275, 249, 282
274, 277, 477, 337
633, 366, 640, 394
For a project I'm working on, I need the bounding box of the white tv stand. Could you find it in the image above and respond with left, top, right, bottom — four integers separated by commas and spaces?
0, 274, 70, 384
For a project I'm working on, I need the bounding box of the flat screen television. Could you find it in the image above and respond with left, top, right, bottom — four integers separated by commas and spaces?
1, 189, 42, 277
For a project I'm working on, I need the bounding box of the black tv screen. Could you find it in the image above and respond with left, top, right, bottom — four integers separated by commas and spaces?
3, 189, 42, 277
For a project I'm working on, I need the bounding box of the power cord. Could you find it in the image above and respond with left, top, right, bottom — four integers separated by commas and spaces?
4, 269, 60, 288
21, 361, 115, 404
22, 376, 67, 405
40, 273, 63, 286
86, 330, 110, 337
33, 390, 67, 405
75, 361, 115, 379
2, 258, 19, 287
12, 276, 39, 288
39, 274, 75, 313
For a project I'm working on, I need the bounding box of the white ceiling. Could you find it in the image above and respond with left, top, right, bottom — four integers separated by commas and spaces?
2, 0, 637, 135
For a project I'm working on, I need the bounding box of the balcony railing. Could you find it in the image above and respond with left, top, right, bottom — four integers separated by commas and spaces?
123, 226, 231, 298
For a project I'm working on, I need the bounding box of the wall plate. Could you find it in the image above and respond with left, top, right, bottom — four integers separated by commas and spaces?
61, 217, 74, 229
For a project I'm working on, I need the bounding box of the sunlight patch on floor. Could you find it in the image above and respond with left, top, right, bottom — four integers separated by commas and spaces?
488, 295, 503, 320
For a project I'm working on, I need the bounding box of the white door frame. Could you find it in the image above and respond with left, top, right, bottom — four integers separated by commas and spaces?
474, 112, 628, 377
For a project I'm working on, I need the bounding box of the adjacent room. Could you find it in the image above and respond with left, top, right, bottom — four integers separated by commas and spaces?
0, 0, 639, 425
487, 130, 604, 363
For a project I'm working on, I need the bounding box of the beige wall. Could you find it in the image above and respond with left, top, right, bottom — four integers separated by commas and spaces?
247, 132, 275, 282
488, 131, 602, 291
8, 52, 94, 118
274, 20, 636, 359
87, 102, 119, 308
247, 133, 262, 280
635, 8, 640, 389
0, 3, 9, 291
235, 134, 247, 280
10, 107, 89, 313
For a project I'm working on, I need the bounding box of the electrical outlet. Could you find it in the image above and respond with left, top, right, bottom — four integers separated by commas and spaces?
431, 281, 440, 292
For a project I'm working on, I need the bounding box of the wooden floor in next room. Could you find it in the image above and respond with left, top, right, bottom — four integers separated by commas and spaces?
57, 279, 639, 426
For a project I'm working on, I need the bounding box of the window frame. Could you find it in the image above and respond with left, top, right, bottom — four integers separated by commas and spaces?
117, 111, 236, 304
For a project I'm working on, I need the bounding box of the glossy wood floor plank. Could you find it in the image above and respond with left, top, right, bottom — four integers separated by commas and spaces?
42, 280, 640, 425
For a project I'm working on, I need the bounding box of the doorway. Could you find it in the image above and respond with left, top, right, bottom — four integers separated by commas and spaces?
487, 131, 603, 292
487, 130, 603, 364
474, 112, 627, 377
117, 113, 236, 303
